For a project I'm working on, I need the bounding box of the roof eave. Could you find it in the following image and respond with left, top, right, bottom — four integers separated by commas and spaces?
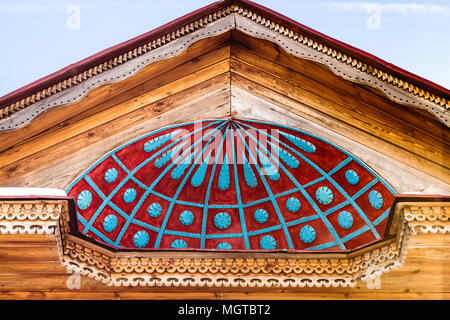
0, 0, 448, 119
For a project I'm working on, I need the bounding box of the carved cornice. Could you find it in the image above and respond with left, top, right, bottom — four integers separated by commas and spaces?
60, 221, 408, 287
0, 196, 448, 288
0, 200, 65, 234
0, 3, 448, 129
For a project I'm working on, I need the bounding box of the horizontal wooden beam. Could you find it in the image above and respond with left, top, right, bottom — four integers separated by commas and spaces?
0, 58, 231, 171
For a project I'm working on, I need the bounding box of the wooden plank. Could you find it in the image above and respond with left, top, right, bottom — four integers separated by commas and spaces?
0, 74, 230, 188
0, 262, 64, 273
0, 234, 55, 244
408, 234, 450, 248
0, 32, 231, 153
0, 247, 60, 261
230, 71, 450, 184
230, 59, 449, 169
0, 291, 222, 300
231, 43, 449, 158
230, 31, 449, 143
0, 290, 448, 300
0, 233, 448, 295
0, 59, 230, 170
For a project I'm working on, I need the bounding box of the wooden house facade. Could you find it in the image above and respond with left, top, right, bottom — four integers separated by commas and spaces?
0, 0, 448, 299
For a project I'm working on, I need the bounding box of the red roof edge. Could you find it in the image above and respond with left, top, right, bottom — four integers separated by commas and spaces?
0, 0, 448, 111
238, 0, 450, 97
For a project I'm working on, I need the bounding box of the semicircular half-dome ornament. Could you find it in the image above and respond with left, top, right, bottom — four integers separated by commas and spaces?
67, 119, 396, 251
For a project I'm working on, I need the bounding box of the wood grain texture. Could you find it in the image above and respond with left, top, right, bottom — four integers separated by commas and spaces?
230, 30, 449, 142
230, 61, 449, 178
0, 74, 231, 189
230, 78, 450, 193
0, 233, 448, 299
0, 32, 231, 153
0, 56, 231, 169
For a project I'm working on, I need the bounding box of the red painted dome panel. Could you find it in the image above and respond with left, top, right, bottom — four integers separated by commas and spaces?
66, 119, 396, 252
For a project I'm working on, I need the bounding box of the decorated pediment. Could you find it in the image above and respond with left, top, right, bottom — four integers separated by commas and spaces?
0, 0, 448, 296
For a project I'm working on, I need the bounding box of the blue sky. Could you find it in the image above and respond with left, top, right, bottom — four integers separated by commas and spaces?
0, 0, 449, 97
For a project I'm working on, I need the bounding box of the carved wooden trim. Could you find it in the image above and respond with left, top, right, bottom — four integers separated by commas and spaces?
0, 4, 448, 128
0, 7, 234, 121
0, 200, 65, 234
402, 202, 450, 235
232, 6, 449, 125
1, 197, 448, 288
0, 12, 235, 130
60, 221, 408, 288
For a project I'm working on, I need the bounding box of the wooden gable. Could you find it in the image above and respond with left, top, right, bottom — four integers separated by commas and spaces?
0, 0, 448, 299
